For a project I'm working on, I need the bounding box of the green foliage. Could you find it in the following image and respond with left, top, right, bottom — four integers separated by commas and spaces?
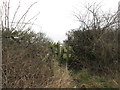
51, 42, 72, 66
64, 29, 119, 76
94, 76, 106, 83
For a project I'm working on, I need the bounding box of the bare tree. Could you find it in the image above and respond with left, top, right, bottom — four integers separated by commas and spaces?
1, 0, 40, 31
65, 2, 119, 85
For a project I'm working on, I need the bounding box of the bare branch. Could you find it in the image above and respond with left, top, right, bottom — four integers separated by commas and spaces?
11, 0, 21, 28
14, 2, 37, 30
20, 12, 40, 30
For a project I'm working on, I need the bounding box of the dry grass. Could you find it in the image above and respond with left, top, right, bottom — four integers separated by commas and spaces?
44, 60, 75, 88
2, 44, 75, 88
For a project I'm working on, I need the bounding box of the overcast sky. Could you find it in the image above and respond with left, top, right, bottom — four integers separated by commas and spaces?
1, 0, 120, 42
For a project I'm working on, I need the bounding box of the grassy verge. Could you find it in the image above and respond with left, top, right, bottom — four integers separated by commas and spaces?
71, 69, 119, 88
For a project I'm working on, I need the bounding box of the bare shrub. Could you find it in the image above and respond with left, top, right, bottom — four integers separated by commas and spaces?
1, 0, 74, 88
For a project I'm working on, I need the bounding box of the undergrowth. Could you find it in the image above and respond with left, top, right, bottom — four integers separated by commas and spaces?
71, 69, 119, 88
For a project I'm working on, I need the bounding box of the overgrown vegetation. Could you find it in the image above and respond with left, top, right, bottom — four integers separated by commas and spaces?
1, 1, 119, 88
71, 69, 118, 88
1, 1, 74, 88
63, 3, 119, 88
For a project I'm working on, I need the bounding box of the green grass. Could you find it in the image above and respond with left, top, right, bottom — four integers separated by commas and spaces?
71, 69, 118, 88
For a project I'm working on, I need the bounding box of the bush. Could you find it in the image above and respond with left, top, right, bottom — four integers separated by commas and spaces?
64, 3, 119, 78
